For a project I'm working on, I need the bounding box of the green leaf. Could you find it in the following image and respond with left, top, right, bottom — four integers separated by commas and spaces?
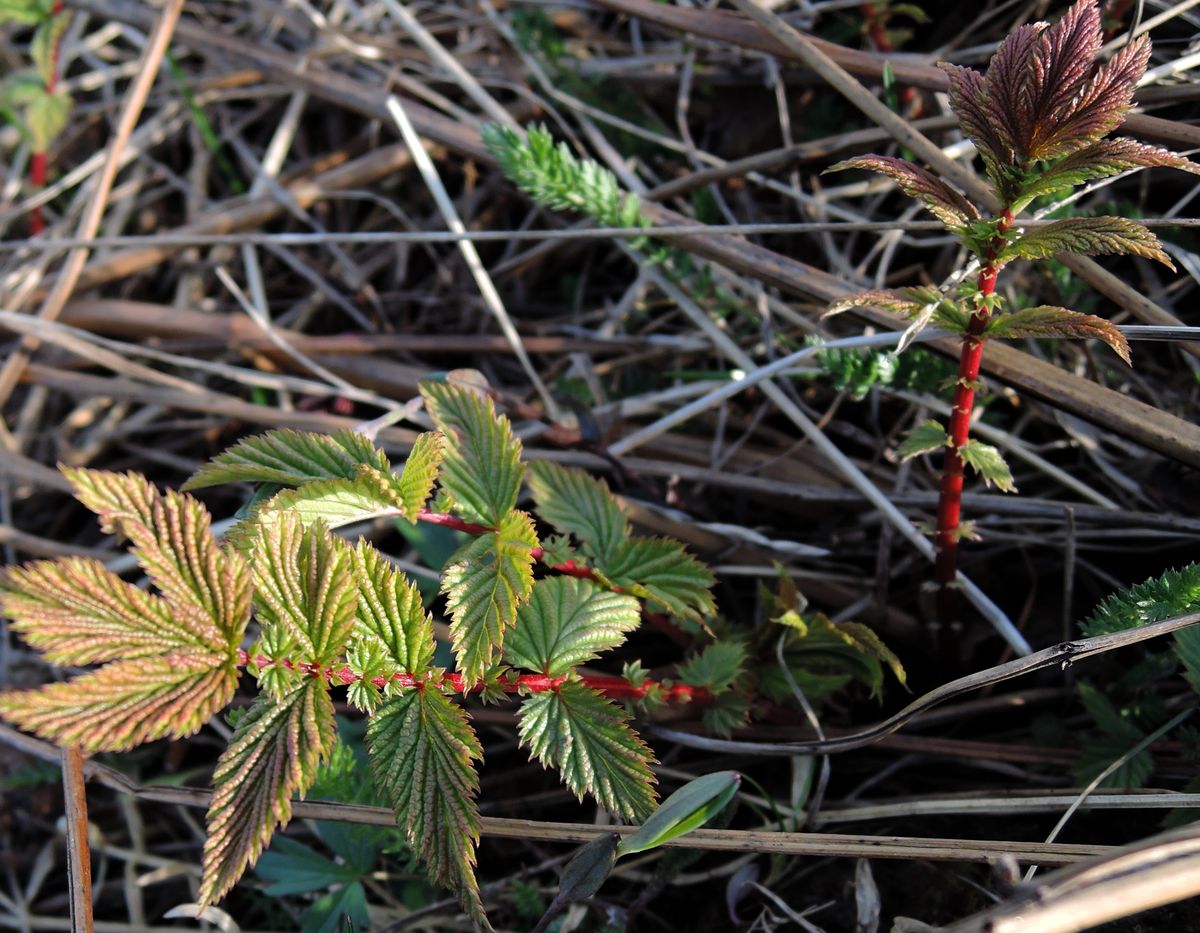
527, 461, 629, 565
1000, 217, 1173, 269
982, 306, 1130, 364
62, 468, 251, 650
390, 430, 445, 520
368, 688, 489, 929
2, 556, 226, 664
518, 680, 657, 822
836, 622, 908, 690
617, 771, 740, 856
421, 380, 523, 527
251, 514, 358, 668
200, 678, 336, 905
1082, 563, 1200, 637
1174, 626, 1200, 695
249, 473, 403, 532
351, 541, 435, 675
825, 286, 969, 332
601, 537, 716, 622
183, 429, 389, 491
1015, 139, 1200, 209
442, 509, 537, 685
0, 653, 236, 753
0, 0, 50, 26
959, 439, 1016, 492
257, 837, 362, 896
31, 10, 69, 86
23, 85, 67, 151
556, 833, 618, 904
896, 420, 949, 460
503, 577, 640, 677
676, 641, 746, 696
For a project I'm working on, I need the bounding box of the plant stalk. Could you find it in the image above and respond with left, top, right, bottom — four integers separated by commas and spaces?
28, 1, 66, 236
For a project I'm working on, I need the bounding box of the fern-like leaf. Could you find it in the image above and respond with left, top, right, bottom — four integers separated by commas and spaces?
526, 461, 629, 565
1001, 217, 1173, 269
518, 680, 657, 822
368, 688, 488, 928
984, 306, 1130, 363
2, 557, 222, 664
441, 509, 537, 685
601, 537, 716, 621
63, 468, 251, 647
200, 678, 336, 905
352, 542, 435, 674
824, 155, 979, 229
251, 514, 358, 668
0, 653, 236, 753
504, 577, 641, 677
421, 381, 523, 527
183, 429, 389, 490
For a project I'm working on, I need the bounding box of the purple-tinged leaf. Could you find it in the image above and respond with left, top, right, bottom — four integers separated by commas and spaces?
939, 62, 1017, 199
983, 23, 1044, 161
1001, 216, 1173, 269
983, 306, 1131, 364
1032, 34, 1151, 160
0, 653, 237, 753
1025, 0, 1103, 156
825, 155, 979, 229
1017, 139, 1200, 207
200, 678, 335, 906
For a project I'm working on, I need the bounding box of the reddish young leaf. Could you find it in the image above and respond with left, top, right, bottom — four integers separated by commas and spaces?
1023, 0, 1103, 158
983, 22, 1045, 161
1017, 139, 1200, 206
939, 62, 1016, 199
983, 306, 1131, 364
825, 155, 979, 229
1001, 216, 1173, 269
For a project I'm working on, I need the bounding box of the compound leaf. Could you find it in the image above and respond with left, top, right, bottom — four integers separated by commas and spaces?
984, 306, 1130, 363
63, 469, 251, 650
352, 542, 435, 675
421, 380, 522, 527
184, 429, 389, 491
896, 420, 950, 460
1017, 139, 1200, 207
2, 556, 221, 664
251, 514, 358, 668
1001, 216, 1172, 268
442, 509, 537, 685
601, 537, 715, 622
527, 462, 629, 565
959, 439, 1016, 492
519, 680, 657, 822
825, 155, 979, 229
200, 678, 336, 905
0, 652, 236, 753
368, 688, 488, 929
676, 641, 747, 696
504, 577, 640, 677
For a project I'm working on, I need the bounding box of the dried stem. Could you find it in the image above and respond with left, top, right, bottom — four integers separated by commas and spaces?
61, 744, 94, 933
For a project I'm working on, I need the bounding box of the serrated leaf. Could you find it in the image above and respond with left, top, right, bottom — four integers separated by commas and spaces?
676, 641, 747, 696
896, 420, 949, 460
0, 653, 236, 753
825, 286, 971, 333
959, 439, 1016, 492
1001, 216, 1173, 269
983, 306, 1130, 364
527, 461, 629, 565
420, 380, 522, 527
836, 622, 908, 690
251, 514, 358, 668
62, 468, 250, 650
200, 678, 336, 905
368, 688, 489, 929
249, 473, 401, 531
601, 537, 715, 622
442, 509, 537, 685
184, 429, 389, 491
618, 771, 740, 856
390, 431, 445, 520
824, 155, 978, 229
518, 680, 657, 822
503, 577, 640, 677
1016, 139, 1200, 207
939, 61, 1017, 200
2, 556, 226, 664
351, 542, 435, 674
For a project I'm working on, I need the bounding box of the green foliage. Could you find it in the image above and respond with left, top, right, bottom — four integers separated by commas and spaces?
982, 305, 1130, 363
897, 419, 951, 460
676, 641, 747, 696
999, 216, 1173, 268
617, 770, 740, 856
0, 2, 72, 153
184, 428, 390, 490
810, 341, 954, 400
958, 439, 1017, 492
527, 461, 629, 565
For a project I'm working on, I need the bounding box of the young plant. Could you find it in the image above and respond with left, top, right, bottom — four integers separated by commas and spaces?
0, 0, 72, 233
0, 377, 722, 929
826, 0, 1200, 632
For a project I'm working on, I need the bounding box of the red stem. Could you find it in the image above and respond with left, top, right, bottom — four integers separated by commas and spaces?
933, 210, 1013, 638
236, 649, 707, 704
28, 2, 65, 236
